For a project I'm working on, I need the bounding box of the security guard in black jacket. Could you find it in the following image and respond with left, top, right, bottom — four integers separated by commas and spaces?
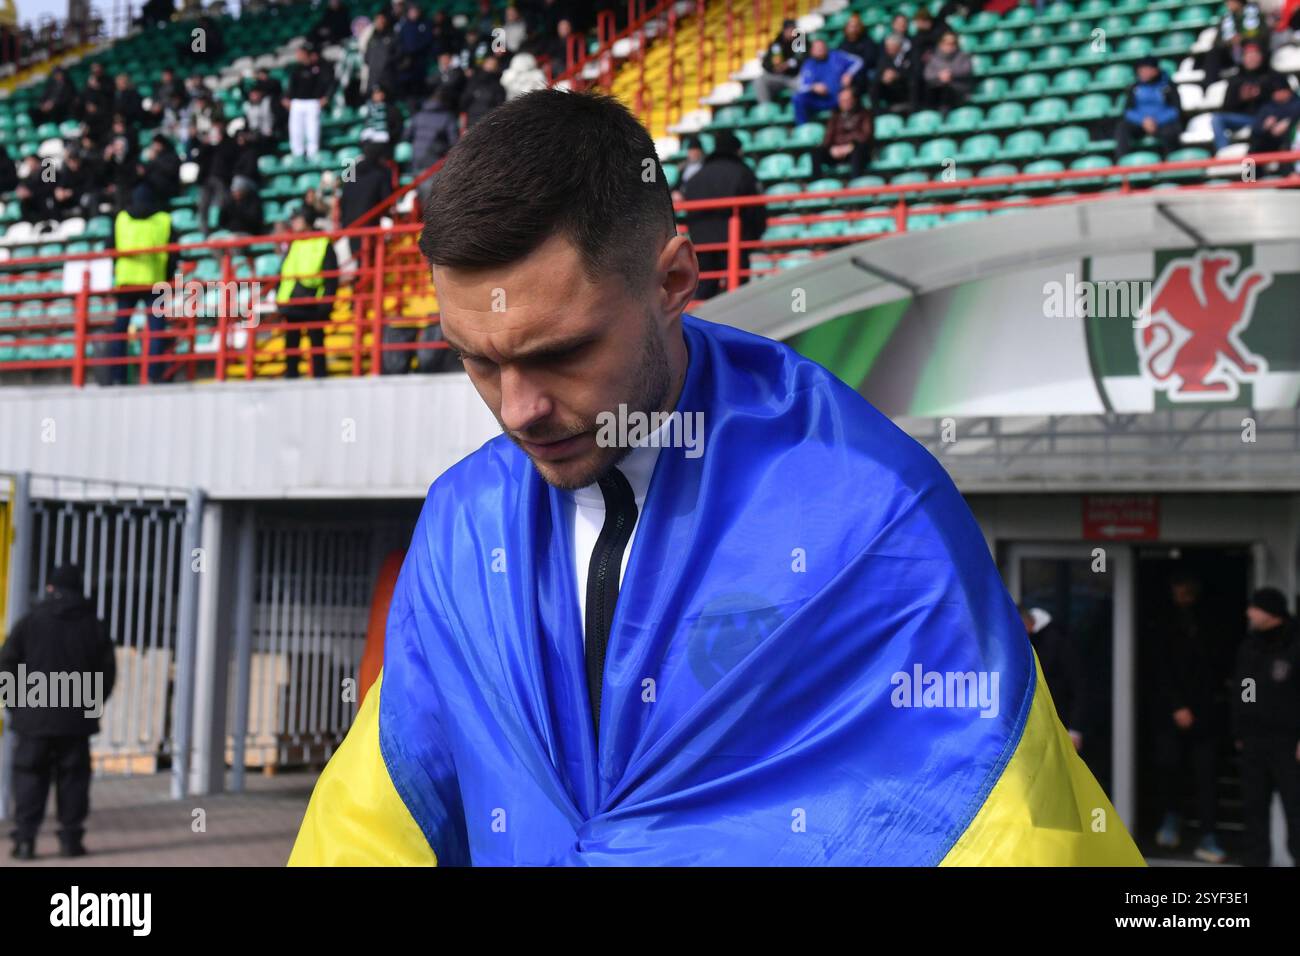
1232, 587, 1300, 866
0, 565, 116, 860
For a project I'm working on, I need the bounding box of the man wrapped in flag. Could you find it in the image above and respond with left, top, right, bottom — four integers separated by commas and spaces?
289, 90, 1144, 866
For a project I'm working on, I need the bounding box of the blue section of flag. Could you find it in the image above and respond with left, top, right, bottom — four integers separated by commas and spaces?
378, 314, 1034, 865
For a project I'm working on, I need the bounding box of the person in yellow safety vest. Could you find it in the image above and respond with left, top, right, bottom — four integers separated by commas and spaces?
277, 207, 338, 379
109, 184, 176, 385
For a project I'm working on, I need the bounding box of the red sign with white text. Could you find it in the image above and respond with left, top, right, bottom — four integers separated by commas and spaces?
1083, 495, 1159, 540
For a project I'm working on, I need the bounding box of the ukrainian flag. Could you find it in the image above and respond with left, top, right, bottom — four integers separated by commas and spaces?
291, 315, 1144, 866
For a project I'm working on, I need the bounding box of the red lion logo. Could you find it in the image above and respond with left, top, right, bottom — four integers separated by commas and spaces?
1137, 251, 1270, 401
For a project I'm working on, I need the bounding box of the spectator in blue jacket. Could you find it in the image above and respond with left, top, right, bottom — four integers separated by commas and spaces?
792, 38, 864, 125
1115, 57, 1183, 157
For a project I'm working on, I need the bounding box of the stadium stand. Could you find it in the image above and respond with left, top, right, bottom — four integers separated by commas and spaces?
0, 0, 1297, 384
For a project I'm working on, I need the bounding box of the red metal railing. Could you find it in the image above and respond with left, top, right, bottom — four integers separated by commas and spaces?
3, 150, 1297, 386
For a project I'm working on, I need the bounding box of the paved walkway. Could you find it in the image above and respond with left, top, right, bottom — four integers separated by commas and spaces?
1, 771, 314, 866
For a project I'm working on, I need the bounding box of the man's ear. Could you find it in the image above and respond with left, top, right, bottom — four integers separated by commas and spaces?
657, 234, 698, 317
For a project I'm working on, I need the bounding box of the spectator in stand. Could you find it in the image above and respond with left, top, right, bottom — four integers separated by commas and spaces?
1248, 81, 1300, 153
922, 31, 972, 111
243, 86, 276, 146
252, 67, 288, 137
299, 187, 333, 227
792, 38, 864, 126
32, 67, 77, 126
78, 72, 114, 144
363, 9, 400, 95
910, 6, 949, 66
109, 184, 177, 385
471, 0, 496, 35
541, 18, 575, 79
339, 142, 393, 258
286, 43, 334, 159
112, 73, 147, 128
682, 130, 767, 299
276, 207, 338, 379
890, 13, 912, 44
461, 55, 506, 127
431, 50, 467, 103
139, 0, 174, 27
158, 93, 187, 145
398, 3, 435, 102
500, 4, 528, 54
812, 87, 874, 178
1210, 42, 1279, 150
312, 0, 354, 48
429, 9, 464, 56
406, 84, 460, 202
458, 28, 492, 71
230, 128, 266, 186
0, 145, 17, 194
838, 13, 879, 97
180, 90, 222, 155
52, 150, 102, 220
1205, 0, 1266, 86
218, 175, 267, 235
871, 33, 917, 113
360, 84, 403, 155
103, 123, 139, 210
145, 67, 187, 125
137, 135, 182, 202
679, 136, 705, 184
195, 124, 238, 236
754, 19, 803, 105
15, 155, 55, 223
1115, 56, 1183, 157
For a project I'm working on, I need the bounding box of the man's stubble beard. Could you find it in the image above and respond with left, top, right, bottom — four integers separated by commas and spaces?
514, 311, 672, 492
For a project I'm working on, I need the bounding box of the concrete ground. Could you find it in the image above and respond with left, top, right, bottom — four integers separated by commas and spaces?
0, 770, 313, 867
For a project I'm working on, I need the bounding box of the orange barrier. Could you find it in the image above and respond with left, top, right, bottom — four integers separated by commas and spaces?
2, 149, 1298, 385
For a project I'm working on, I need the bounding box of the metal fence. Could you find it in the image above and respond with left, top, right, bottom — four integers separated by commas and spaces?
241, 521, 399, 768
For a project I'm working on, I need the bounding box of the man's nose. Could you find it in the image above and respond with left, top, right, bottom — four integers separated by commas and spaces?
497, 366, 552, 434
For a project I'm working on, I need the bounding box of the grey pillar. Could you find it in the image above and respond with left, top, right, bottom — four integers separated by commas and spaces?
229, 505, 257, 793
170, 488, 205, 800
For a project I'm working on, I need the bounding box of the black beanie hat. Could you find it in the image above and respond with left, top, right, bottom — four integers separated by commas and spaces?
1248, 587, 1290, 620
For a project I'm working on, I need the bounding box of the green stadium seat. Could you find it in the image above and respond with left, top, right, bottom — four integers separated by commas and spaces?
874, 114, 905, 139
756, 153, 795, 181
972, 77, 1009, 101
1027, 98, 1070, 125
913, 138, 959, 166
753, 125, 788, 149
970, 162, 1019, 194
792, 123, 825, 146
957, 133, 1001, 163
904, 110, 944, 135
984, 101, 1026, 128
1011, 73, 1049, 98
1044, 125, 1091, 155
874, 142, 916, 171
942, 105, 983, 133
1000, 130, 1046, 159
1070, 92, 1115, 120
1050, 68, 1091, 94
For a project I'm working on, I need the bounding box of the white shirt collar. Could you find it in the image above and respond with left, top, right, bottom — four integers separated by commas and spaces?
570, 414, 670, 506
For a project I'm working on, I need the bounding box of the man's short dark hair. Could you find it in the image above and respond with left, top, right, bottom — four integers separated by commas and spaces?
419, 89, 677, 293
